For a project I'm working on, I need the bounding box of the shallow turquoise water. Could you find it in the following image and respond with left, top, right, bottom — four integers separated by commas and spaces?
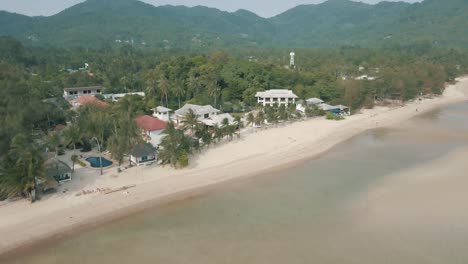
6, 102, 468, 264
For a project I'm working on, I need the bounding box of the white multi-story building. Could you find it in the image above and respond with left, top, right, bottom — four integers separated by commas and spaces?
255, 89, 298, 106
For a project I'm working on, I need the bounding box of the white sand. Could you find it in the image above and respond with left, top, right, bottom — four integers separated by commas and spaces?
1, 77, 468, 256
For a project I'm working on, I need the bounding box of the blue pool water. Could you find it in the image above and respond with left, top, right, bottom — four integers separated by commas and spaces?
86, 157, 113, 168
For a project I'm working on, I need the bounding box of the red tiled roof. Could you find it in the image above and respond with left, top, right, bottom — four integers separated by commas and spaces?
75, 95, 109, 107
135, 115, 167, 131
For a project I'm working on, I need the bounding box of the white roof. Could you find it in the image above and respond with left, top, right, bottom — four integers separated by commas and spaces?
319, 104, 349, 111
255, 89, 298, 99
175, 104, 220, 117
154, 106, 172, 113
318, 103, 335, 111
306, 98, 324, 104
201, 113, 236, 127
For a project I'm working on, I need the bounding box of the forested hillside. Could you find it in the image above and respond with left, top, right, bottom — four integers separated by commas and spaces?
1, 0, 467, 49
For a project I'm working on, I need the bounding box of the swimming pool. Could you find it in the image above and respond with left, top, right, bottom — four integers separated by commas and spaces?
86, 157, 113, 168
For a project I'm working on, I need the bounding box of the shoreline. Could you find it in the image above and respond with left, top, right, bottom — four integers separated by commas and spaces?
1, 77, 468, 258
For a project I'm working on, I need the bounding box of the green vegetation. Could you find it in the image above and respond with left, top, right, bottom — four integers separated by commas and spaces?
0, 23, 468, 197
1, 0, 468, 49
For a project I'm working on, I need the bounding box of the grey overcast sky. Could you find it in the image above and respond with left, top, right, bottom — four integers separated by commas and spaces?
0, 0, 422, 18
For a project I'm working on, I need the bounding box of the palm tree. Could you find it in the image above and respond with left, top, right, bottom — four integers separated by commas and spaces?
278, 104, 287, 121
158, 76, 170, 107
255, 111, 265, 127
172, 81, 186, 109
187, 74, 202, 98
63, 125, 82, 154
224, 125, 237, 141
197, 125, 213, 148
145, 75, 158, 101
45, 131, 61, 157
207, 80, 221, 108
159, 122, 193, 168
181, 109, 199, 136
0, 134, 45, 200
212, 124, 224, 143
234, 115, 242, 138
246, 112, 255, 127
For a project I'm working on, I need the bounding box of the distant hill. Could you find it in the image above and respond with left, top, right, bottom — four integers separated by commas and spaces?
0, 0, 467, 49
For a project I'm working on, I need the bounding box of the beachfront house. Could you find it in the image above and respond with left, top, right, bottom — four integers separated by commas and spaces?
296, 97, 325, 113
255, 89, 298, 107
63, 86, 104, 99
129, 143, 157, 166
44, 158, 72, 184
174, 104, 220, 124
135, 115, 167, 147
201, 113, 237, 127
152, 106, 172, 122
319, 104, 350, 115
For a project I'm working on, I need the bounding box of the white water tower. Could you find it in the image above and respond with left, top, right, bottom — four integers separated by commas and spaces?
290, 52, 295, 68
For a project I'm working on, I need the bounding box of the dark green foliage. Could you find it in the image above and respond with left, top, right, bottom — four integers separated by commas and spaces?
1, 0, 468, 49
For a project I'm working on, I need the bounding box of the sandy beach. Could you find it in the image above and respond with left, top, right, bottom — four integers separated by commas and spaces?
1, 77, 468, 257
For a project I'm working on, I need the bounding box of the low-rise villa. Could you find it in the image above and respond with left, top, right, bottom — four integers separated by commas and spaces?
174, 104, 220, 124
255, 89, 298, 106
63, 86, 104, 99
152, 106, 172, 122
319, 104, 350, 115
135, 115, 167, 147
129, 143, 157, 166
201, 113, 237, 127
296, 97, 325, 112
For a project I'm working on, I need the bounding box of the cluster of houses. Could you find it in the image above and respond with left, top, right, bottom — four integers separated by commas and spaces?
61, 86, 349, 169
62, 86, 238, 167
254, 89, 350, 115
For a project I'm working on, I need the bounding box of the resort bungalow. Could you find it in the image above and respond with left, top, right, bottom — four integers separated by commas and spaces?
63, 86, 104, 99
296, 97, 325, 113
174, 104, 220, 124
255, 89, 298, 107
201, 113, 237, 127
152, 106, 172, 122
130, 143, 157, 166
319, 104, 350, 115
44, 158, 72, 184
135, 115, 167, 147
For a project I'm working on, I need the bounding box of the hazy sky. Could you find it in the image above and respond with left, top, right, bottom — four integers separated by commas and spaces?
0, 0, 422, 18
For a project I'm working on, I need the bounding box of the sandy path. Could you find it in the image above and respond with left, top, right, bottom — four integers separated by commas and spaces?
1, 77, 468, 256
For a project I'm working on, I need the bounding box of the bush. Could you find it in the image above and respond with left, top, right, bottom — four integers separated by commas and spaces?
325, 112, 334, 120
178, 150, 189, 168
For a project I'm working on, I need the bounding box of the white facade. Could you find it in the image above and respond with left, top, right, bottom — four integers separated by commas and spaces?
129, 143, 157, 166
174, 104, 220, 123
63, 86, 103, 99
255, 89, 298, 106
153, 106, 172, 122
148, 130, 165, 147
201, 113, 236, 127
103, 92, 145, 102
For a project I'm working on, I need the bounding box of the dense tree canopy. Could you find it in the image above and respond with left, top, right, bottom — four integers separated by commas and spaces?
0, 36, 467, 197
